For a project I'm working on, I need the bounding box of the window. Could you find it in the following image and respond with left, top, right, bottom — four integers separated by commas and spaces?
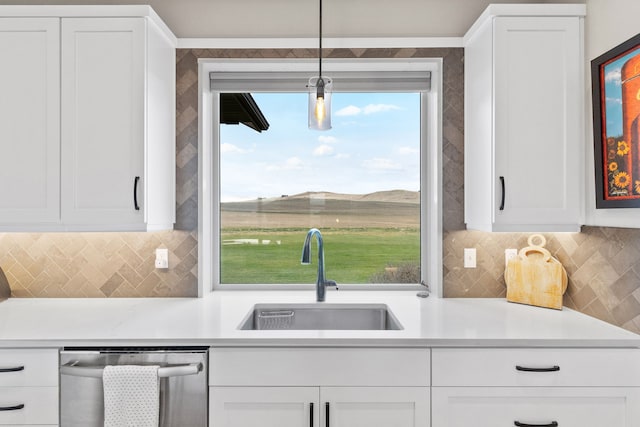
220, 92, 420, 285
198, 59, 442, 294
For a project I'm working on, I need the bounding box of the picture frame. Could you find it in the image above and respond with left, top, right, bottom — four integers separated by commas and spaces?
591, 32, 640, 208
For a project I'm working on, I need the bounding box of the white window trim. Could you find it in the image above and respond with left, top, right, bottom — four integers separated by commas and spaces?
197, 58, 443, 297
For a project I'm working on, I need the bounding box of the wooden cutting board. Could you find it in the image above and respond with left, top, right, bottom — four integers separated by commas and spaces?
504, 234, 567, 310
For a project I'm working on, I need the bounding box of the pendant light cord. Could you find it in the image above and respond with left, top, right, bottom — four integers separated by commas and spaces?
318, 0, 322, 79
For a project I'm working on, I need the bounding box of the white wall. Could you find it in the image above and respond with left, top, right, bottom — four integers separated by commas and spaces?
585, 0, 640, 227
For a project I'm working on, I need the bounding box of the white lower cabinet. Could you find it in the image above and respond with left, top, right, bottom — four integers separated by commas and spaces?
0, 387, 58, 425
322, 386, 429, 427
209, 348, 431, 427
432, 348, 640, 427
209, 347, 640, 427
432, 387, 640, 427
0, 348, 59, 426
210, 386, 429, 427
210, 387, 318, 427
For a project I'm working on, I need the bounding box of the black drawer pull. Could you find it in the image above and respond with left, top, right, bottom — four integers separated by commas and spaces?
0, 366, 24, 373
133, 176, 140, 211
516, 365, 560, 372
515, 422, 558, 427
325, 402, 329, 427
310, 402, 314, 427
0, 404, 24, 411
499, 176, 506, 210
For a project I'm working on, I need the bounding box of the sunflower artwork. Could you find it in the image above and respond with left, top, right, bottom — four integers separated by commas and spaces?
592, 32, 640, 208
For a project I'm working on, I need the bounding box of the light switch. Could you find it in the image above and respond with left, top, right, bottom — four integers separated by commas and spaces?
155, 248, 169, 269
464, 248, 476, 268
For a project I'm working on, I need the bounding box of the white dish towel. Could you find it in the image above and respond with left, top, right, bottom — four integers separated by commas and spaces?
103, 365, 160, 427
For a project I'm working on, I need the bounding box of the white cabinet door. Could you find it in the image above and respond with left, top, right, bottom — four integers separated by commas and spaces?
493, 16, 581, 230
432, 387, 640, 427
210, 387, 319, 427
61, 18, 145, 227
0, 18, 60, 225
464, 13, 583, 232
322, 387, 430, 427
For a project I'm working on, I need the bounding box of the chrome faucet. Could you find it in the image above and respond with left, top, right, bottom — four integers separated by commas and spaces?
301, 228, 337, 302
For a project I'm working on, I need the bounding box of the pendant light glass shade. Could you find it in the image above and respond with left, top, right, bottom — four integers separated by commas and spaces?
308, 76, 332, 130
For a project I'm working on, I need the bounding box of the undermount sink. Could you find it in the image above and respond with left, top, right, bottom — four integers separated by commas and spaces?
238, 303, 403, 331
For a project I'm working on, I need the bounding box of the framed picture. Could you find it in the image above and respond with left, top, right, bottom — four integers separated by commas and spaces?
592, 32, 640, 208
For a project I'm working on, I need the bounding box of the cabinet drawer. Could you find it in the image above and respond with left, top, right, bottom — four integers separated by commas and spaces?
432, 387, 640, 427
0, 387, 58, 425
0, 349, 58, 387
210, 348, 430, 386
432, 348, 640, 387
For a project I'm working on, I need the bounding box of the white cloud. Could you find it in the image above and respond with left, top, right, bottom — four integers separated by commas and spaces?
605, 68, 622, 85
606, 96, 622, 105
335, 105, 362, 116
221, 142, 250, 154
313, 144, 335, 156
284, 157, 304, 169
335, 103, 401, 117
335, 153, 351, 159
266, 157, 304, 171
398, 146, 419, 155
363, 104, 401, 114
362, 158, 402, 170
318, 135, 338, 144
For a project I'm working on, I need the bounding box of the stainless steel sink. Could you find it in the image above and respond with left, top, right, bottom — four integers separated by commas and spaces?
238, 303, 403, 330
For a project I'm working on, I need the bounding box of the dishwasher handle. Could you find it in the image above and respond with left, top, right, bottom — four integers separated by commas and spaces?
60, 362, 203, 379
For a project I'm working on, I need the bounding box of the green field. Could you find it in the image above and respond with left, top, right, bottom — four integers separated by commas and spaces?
221, 228, 420, 284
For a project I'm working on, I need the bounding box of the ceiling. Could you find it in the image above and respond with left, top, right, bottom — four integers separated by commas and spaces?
0, 0, 585, 38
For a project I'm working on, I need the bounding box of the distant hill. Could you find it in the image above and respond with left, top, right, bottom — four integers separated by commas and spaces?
233, 190, 420, 205
221, 190, 420, 228
285, 190, 420, 204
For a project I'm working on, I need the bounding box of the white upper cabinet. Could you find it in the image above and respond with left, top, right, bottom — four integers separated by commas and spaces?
464, 5, 586, 232
0, 18, 60, 225
0, 7, 176, 231
61, 18, 146, 228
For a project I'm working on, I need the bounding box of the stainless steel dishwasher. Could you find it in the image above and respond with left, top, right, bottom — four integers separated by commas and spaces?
60, 347, 208, 427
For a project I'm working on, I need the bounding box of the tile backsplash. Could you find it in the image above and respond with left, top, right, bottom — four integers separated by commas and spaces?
1, 47, 639, 334
0, 231, 197, 297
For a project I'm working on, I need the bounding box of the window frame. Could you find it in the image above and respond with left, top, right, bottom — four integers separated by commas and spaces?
197, 58, 443, 296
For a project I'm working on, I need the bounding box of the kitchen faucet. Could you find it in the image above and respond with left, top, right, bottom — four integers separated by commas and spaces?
301, 228, 337, 302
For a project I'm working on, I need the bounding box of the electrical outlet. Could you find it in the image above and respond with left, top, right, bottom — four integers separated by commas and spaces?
155, 248, 169, 269
505, 248, 518, 267
464, 248, 476, 268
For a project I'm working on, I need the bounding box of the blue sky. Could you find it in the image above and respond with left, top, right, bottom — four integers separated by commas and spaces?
603, 48, 640, 138
220, 92, 420, 202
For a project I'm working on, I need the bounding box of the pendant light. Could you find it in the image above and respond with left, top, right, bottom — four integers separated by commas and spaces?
308, 0, 332, 130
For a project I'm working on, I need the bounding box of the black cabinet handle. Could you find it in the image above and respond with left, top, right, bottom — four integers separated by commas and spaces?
515, 422, 558, 427
310, 402, 314, 427
0, 366, 24, 373
0, 404, 24, 411
325, 402, 330, 427
516, 365, 560, 372
499, 176, 506, 210
133, 176, 140, 211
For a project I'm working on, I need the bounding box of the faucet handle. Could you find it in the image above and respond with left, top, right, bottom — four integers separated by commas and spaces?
324, 279, 338, 290
417, 280, 430, 298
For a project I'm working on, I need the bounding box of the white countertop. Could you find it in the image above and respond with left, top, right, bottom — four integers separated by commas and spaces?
0, 290, 638, 348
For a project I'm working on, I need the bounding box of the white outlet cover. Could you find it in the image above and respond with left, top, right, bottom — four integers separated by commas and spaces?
464, 248, 476, 268
505, 248, 518, 268
155, 248, 169, 269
